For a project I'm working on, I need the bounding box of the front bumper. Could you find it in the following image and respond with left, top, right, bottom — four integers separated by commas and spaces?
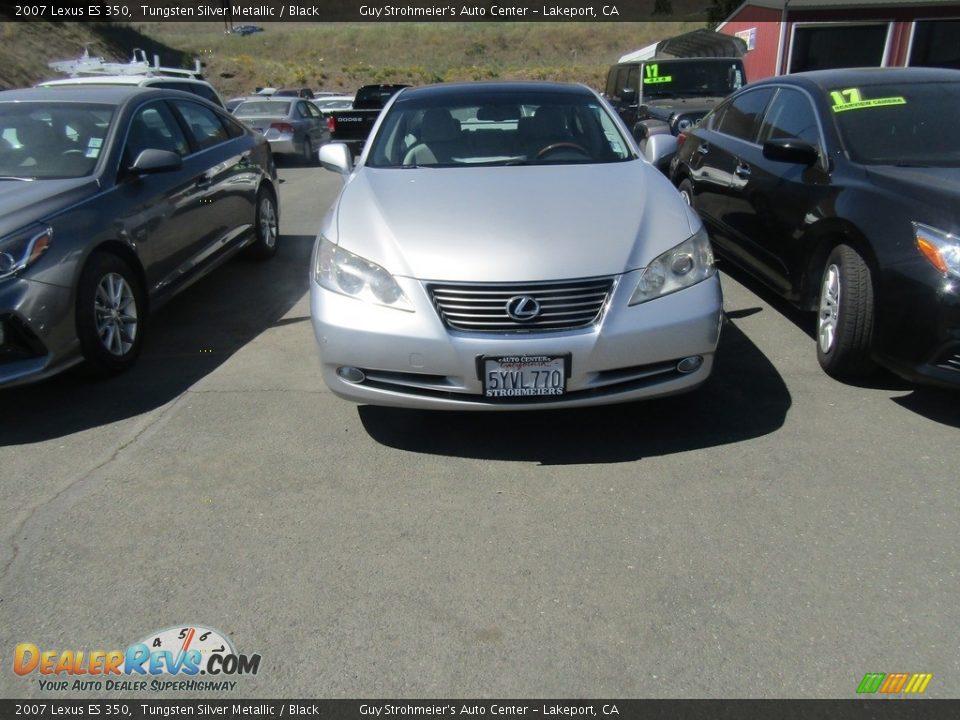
310, 273, 723, 410
0, 275, 77, 389
873, 266, 960, 389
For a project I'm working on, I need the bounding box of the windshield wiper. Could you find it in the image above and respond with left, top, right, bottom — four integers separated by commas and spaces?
0, 176, 35, 181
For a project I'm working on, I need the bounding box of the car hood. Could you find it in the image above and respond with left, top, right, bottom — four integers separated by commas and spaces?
330, 162, 697, 282
0, 177, 99, 238
865, 165, 960, 229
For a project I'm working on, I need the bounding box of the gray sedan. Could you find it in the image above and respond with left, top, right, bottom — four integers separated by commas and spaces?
0, 86, 280, 389
233, 97, 329, 164
311, 81, 721, 410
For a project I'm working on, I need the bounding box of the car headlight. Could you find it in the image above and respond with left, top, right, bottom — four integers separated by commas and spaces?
0, 225, 52, 280
629, 225, 715, 305
314, 234, 413, 311
914, 223, 960, 279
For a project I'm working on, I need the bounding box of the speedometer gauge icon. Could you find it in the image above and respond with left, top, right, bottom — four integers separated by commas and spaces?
136, 625, 235, 670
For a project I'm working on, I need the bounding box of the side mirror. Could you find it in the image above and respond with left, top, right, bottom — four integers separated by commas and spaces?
643, 133, 679, 171
762, 138, 818, 166
620, 87, 637, 105
319, 142, 353, 175
129, 149, 182, 174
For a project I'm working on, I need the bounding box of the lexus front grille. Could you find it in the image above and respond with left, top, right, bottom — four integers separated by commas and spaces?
428, 277, 615, 333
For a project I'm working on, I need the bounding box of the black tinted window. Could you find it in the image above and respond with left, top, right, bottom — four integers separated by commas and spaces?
222, 114, 246, 139
716, 88, 774, 142
152, 81, 222, 108
830, 81, 960, 166
191, 84, 223, 108
124, 102, 189, 166
172, 100, 228, 151
759, 88, 821, 146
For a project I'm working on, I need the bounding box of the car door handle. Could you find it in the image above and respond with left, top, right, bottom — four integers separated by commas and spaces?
196, 175, 212, 190
697, 144, 710, 156
734, 162, 751, 178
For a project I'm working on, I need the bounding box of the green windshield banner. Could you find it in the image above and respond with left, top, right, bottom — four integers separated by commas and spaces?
830, 88, 906, 112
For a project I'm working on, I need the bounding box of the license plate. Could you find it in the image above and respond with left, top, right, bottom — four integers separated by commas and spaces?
483, 355, 566, 398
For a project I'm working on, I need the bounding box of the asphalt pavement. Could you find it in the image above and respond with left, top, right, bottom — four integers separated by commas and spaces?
1, 163, 957, 699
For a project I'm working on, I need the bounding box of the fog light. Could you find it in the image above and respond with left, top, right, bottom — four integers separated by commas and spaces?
677, 355, 703, 374
337, 366, 366, 383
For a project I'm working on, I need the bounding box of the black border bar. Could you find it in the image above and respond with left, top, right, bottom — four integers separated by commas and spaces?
2, 699, 960, 720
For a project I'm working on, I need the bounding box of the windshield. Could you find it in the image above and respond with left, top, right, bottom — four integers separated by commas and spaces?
0, 102, 114, 179
641, 61, 745, 99
830, 81, 960, 166
366, 89, 634, 168
234, 101, 291, 117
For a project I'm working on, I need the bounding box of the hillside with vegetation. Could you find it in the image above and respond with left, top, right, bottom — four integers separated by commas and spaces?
0, 20, 706, 98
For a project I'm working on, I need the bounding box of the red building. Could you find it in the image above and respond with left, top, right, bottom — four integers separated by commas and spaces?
718, 0, 960, 81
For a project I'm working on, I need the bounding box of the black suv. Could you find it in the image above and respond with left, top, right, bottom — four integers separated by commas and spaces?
605, 58, 746, 171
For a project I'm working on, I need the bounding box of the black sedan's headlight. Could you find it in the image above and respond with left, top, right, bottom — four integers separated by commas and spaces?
914, 222, 960, 280
0, 225, 52, 280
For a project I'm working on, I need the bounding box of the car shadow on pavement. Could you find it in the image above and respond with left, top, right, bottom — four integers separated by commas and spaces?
0, 234, 314, 446
717, 261, 960, 421
358, 319, 791, 466
892, 389, 960, 428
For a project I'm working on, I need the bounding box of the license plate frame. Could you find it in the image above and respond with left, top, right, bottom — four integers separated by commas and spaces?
480, 354, 570, 399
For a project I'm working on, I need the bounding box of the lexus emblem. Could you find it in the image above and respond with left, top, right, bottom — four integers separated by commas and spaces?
506, 295, 541, 321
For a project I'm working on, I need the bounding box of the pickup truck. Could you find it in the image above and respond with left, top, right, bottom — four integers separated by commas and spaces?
325, 84, 410, 156
604, 57, 746, 172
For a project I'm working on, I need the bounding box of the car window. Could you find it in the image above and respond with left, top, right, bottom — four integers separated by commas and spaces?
124, 102, 190, 167
296, 102, 310, 119
758, 88, 821, 147
305, 103, 322, 118
368, 90, 634, 168
0, 101, 114, 179
172, 100, 229, 151
234, 101, 290, 118
829, 80, 960, 166
149, 80, 222, 108
715, 87, 775, 142
221, 113, 247, 139
190, 84, 224, 108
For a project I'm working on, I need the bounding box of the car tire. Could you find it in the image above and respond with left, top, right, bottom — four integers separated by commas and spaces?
678, 178, 694, 207
816, 244, 876, 379
302, 137, 314, 166
244, 188, 279, 260
75, 252, 145, 377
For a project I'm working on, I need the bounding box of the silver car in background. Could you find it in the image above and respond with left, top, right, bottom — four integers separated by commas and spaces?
311, 81, 722, 410
233, 97, 329, 164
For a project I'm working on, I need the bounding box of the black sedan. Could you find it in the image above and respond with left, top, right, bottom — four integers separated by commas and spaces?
0, 86, 280, 388
671, 67, 960, 387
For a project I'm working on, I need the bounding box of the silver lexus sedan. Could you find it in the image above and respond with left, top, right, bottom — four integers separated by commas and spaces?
311, 82, 722, 410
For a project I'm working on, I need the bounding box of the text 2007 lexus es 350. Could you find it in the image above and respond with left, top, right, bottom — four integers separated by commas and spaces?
310, 82, 721, 410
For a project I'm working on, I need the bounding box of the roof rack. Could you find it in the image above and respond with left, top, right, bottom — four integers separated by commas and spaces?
48, 46, 203, 79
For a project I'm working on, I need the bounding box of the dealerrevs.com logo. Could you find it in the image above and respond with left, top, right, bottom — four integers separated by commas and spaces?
13, 625, 261, 692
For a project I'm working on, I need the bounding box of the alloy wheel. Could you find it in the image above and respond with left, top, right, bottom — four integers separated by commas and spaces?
259, 196, 278, 249
818, 263, 840, 354
94, 272, 138, 356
